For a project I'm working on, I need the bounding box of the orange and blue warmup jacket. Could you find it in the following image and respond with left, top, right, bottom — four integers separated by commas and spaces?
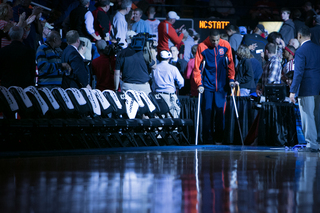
193, 37, 235, 92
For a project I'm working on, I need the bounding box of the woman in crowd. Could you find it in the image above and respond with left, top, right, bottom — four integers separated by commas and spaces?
235, 45, 255, 96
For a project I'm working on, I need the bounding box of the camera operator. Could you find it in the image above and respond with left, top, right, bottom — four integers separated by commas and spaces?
114, 32, 156, 94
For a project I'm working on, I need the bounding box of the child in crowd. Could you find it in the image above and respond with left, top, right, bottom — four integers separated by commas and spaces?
282, 45, 295, 83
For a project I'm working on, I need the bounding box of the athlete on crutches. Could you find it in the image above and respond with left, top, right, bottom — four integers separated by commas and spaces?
195, 61, 205, 145
193, 29, 235, 145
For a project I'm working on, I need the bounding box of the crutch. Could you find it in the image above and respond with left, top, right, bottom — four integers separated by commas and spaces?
230, 84, 244, 146
195, 61, 205, 145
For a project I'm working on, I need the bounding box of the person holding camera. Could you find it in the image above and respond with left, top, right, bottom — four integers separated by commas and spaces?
114, 33, 156, 94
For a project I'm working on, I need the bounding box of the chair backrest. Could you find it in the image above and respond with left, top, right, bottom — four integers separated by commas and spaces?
24, 86, 49, 118
80, 88, 101, 117
102, 90, 124, 118
51, 87, 75, 117
92, 89, 113, 117
138, 91, 156, 117
148, 92, 170, 117
38, 87, 61, 117
9, 86, 34, 118
0, 86, 19, 118
66, 88, 92, 117
125, 90, 146, 118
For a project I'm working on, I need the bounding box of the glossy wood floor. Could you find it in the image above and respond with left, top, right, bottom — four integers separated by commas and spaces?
1, 146, 320, 213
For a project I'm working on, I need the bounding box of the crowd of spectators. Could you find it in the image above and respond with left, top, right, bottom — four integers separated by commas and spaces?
0, 0, 319, 147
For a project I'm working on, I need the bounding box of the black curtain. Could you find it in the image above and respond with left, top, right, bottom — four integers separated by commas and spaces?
224, 96, 258, 145
258, 102, 298, 147
179, 96, 202, 145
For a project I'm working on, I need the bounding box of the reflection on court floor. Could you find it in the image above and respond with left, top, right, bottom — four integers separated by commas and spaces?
0, 146, 319, 213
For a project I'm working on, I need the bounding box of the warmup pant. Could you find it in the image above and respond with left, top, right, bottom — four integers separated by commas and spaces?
201, 90, 226, 143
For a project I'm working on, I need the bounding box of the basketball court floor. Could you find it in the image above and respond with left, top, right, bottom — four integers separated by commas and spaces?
1, 145, 320, 213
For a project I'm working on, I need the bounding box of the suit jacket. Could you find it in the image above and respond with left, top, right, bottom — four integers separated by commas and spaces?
290, 40, 320, 96
61, 45, 89, 89
0, 40, 35, 88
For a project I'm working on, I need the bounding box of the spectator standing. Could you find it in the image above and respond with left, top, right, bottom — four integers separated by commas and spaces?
288, 38, 300, 49
292, 9, 306, 38
177, 31, 188, 60
69, 0, 101, 60
267, 32, 285, 60
36, 31, 71, 89
61, 30, 91, 89
157, 11, 186, 54
152, 50, 184, 118
235, 45, 255, 96
92, 0, 114, 41
256, 43, 282, 96
279, 8, 295, 45
132, 8, 151, 33
39, 22, 54, 45
145, 6, 160, 41
290, 26, 320, 152
193, 29, 235, 144
188, 28, 200, 44
185, 44, 198, 97
182, 29, 196, 62
0, 26, 35, 88
303, 1, 317, 28
169, 46, 187, 76
12, 0, 43, 50
114, 32, 155, 94
310, 15, 320, 45
69, 0, 101, 41
241, 24, 267, 66
250, 55, 263, 93
281, 45, 295, 83
225, 24, 243, 68
0, 2, 33, 48
112, 0, 132, 48
92, 40, 115, 91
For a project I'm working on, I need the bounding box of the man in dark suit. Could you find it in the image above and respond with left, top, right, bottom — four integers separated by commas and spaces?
61, 30, 91, 89
0, 26, 35, 88
290, 26, 320, 152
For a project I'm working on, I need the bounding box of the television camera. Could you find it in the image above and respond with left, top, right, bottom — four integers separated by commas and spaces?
103, 38, 124, 56
130, 33, 156, 51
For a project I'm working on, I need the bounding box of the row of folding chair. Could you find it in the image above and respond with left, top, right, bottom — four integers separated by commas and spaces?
0, 86, 193, 151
